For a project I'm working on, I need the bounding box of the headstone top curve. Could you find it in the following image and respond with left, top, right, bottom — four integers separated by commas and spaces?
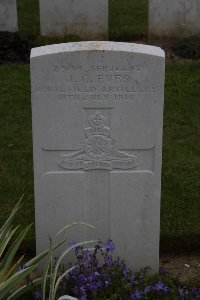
31, 41, 165, 59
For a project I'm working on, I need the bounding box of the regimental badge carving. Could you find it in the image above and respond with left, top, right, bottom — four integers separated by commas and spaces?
59, 111, 136, 171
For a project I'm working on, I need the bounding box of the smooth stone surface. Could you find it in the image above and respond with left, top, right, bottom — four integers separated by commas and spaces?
31, 41, 165, 272
0, 0, 18, 32
39, 0, 108, 39
149, 0, 200, 37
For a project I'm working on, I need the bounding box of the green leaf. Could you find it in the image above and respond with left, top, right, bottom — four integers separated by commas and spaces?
3, 255, 24, 281
0, 227, 19, 260
52, 240, 96, 300
54, 222, 95, 239
6, 277, 43, 300
0, 265, 37, 300
0, 224, 32, 282
0, 197, 23, 237
58, 296, 78, 300
53, 265, 76, 300
42, 238, 54, 300
25, 239, 65, 268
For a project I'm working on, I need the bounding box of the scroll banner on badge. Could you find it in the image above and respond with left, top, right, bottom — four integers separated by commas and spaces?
59, 157, 136, 171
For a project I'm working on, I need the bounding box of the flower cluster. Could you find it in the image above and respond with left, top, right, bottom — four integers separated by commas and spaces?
33, 240, 200, 300
61, 240, 200, 300
63, 240, 136, 299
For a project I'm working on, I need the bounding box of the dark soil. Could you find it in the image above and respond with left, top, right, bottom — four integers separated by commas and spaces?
1, 31, 200, 64
160, 254, 200, 285
0, 31, 35, 64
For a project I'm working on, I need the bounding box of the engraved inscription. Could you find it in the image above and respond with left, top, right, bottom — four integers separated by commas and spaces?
54, 64, 141, 73
59, 111, 136, 171
34, 63, 162, 102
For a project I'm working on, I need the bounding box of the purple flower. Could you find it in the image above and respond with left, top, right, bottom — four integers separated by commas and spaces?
79, 294, 87, 300
154, 281, 170, 294
144, 285, 153, 295
130, 290, 143, 299
103, 239, 115, 253
77, 274, 86, 285
191, 287, 200, 299
88, 272, 96, 282
87, 281, 98, 292
96, 280, 103, 288
34, 289, 42, 299
105, 278, 111, 287
104, 255, 113, 267
159, 266, 166, 275
83, 248, 91, 256
178, 287, 186, 300
72, 285, 87, 299
129, 271, 136, 284
123, 265, 130, 277
68, 240, 79, 254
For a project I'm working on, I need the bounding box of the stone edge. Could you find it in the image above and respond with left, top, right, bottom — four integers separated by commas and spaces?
30, 41, 165, 59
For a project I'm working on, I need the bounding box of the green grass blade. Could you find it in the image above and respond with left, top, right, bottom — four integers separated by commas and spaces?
42, 239, 53, 300
0, 197, 23, 236
0, 224, 31, 282
0, 227, 19, 259
0, 265, 36, 300
25, 240, 65, 268
54, 222, 95, 239
58, 296, 78, 300
53, 266, 76, 300
6, 277, 43, 300
3, 255, 24, 281
52, 240, 96, 299
49, 238, 54, 300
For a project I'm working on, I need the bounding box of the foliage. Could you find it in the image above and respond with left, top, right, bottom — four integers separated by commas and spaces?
160, 62, 200, 252
16, 0, 148, 41
173, 36, 200, 59
0, 197, 50, 300
46, 241, 200, 300
0, 199, 95, 300
39, 222, 95, 300
109, 0, 148, 40
3, 238, 200, 300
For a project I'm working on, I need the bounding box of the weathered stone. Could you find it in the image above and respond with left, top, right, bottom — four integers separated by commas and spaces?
31, 42, 165, 272
149, 0, 200, 37
39, 0, 108, 39
0, 0, 18, 32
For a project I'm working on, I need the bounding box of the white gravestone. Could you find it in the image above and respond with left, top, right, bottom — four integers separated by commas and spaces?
0, 0, 18, 32
149, 0, 200, 37
31, 42, 165, 272
39, 0, 108, 39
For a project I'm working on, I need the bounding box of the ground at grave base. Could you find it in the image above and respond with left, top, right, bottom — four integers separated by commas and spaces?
160, 254, 200, 285
23, 253, 200, 285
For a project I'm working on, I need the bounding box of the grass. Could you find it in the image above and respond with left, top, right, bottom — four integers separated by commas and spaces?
0, 65, 35, 250
16, 0, 148, 41
1, 0, 200, 255
0, 62, 200, 253
160, 62, 200, 252
17, 0, 40, 37
109, 0, 148, 40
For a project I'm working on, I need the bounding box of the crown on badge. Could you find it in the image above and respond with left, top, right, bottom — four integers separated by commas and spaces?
89, 111, 106, 127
